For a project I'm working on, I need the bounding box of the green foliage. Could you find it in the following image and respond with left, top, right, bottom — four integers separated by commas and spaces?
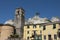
10, 34, 19, 38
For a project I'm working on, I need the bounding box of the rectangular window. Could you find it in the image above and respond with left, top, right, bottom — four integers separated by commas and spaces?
54, 34, 57, 40
58, 32, 60, 38
33, 25, 36, 28
33, 31, 36, 35
27, 37, 29, 40
31, 30, 36, 39
48, 35, 51, 40
27, 25, 29, 28
43, 25, 46, 30
40, 30, 42, 34
53, 24, 56, 29
27, 31, 29, 34
44, 35, 46, 40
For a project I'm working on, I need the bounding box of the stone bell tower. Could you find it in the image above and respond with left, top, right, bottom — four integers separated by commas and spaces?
14, 8, 25, 38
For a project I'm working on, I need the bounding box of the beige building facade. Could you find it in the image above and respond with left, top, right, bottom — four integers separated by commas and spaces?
23, 22, 60, 40
0, 24, 14, 40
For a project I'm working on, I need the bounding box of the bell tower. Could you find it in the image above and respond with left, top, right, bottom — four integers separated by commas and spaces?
14, 8, 25, 39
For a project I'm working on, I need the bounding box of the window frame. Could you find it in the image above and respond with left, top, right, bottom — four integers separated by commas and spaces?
27, 25, 29, 28
27, 36, 29, 40
44, 35, 46, 40
48, 35, 51, 40
27, 31, 29, 34
53, 24, 56, 29
33, 25, 36, 28
54, 34, 57, 40
43, 25, 46, 30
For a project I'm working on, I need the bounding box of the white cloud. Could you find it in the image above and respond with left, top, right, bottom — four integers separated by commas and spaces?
4, 20, 14, 25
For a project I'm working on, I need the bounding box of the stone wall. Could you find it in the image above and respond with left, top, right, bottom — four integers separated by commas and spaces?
0, 24, 14, 40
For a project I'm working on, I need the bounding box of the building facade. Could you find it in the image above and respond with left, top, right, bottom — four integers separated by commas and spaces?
23, 22, 60, 40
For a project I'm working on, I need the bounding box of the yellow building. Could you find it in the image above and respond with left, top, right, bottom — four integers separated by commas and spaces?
23, 22, 60, 40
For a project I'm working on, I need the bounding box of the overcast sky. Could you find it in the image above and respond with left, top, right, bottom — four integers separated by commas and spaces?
0, 0, 60, 23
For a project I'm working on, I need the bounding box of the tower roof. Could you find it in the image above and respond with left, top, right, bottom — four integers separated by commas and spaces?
16, 7, 25, 12
35, 12, 40, 16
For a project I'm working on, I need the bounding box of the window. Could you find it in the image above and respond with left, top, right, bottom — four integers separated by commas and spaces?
33, 31, 36, 35
54, 34, 57, 40
27, 37, 29, 40
44, 35, 46, 40
14, 29, 16, 34
39, 25, 41, 28
48, 35, 51, 40
31, 31, 36, 38
43, 25, 46, 30
32, 34, 35, 38
58, 32, 60, 38
40, 30, 42, 33
33, 25, 36, 28
27, 31, 29, 34
53, 24, 56, 29
17, 11, 19, 15
58, 29, 60, 38
27, 26, 29, 28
